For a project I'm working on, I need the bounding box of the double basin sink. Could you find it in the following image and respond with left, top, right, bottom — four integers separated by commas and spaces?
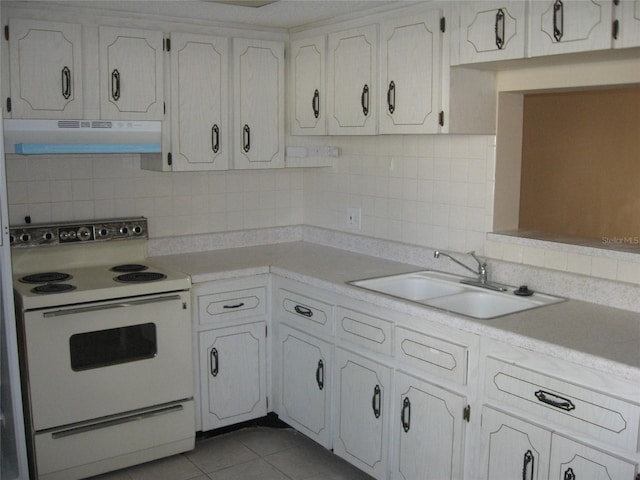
349, 270, 564, 319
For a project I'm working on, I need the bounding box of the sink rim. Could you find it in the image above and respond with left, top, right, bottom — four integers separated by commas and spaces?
348, 269, 566, 320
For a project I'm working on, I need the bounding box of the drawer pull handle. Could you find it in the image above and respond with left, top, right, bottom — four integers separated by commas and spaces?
534, 390, 575, 411
315, 359, 324, 390
563, 467, 575, 480
210, 348, 219, 377
401, 396, 411, 432
522, 449, 534, 480
372, 384, 381, 419
294, 305, 313, 317
223, 302, 245, 309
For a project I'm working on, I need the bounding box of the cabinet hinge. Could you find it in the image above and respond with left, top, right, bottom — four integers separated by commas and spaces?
463, 405, 471, 422
4, 25, 9, 41
167, 152, 172, 166
6, 97, 11, 113
440, 17, 446, 33
164, 38, 171, 52
439, 110, 444, 127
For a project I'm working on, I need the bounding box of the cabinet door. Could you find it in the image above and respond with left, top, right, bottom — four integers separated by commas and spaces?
392, 372, 466, 480
480, 407, 551, 480
278, 325, 332, 448
379, 12, 442, 134
548, 435, 638, 480
99, 26, 164, 120
528, 1, 613, 57
327, 25, 378, 135
8, 19, 83, 119
170, 33, 228, 171
290, 36, 325, 135
458, 2, 526, 63
199, 322, 266, 431
616, 0, 640, 48
233, 38, 284, 169
334, 348, 390, 480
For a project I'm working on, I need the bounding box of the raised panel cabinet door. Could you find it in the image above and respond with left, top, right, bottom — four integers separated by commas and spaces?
290, 36, 326, 135
459, 2, 526, 63
170, 33, 228, 171
392, 372, 466, 480
548, 435, 638, 480
528, 1, 613, 57
616, 0, 640, 48
327, 25, 378, 135
279, 325, 332, 448
379, 13, 442, 134
334, 348, 390, 480
199, 322, 266, 431
233, 38, 285, 169
8, 19, 83, 119
99, 26, 164, 120
480, 407, 551, 480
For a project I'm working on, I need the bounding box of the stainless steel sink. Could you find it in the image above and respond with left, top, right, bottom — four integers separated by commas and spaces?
349, 270, 564, 319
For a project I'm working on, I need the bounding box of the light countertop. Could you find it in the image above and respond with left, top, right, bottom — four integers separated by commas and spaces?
150, 241, 640, 383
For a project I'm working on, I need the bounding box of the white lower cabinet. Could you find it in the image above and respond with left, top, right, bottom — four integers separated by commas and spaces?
334, 348, 391, 480
481, 407, 638, 480
199, 322, 267, 431
480, 406, 551, 480
277, 324, 332, 448
392, 372, 466, 480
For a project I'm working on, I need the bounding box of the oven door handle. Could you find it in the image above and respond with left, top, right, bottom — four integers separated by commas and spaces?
43, 294, 183, 318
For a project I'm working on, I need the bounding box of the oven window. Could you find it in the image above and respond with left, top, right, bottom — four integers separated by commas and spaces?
69, 323, 157, 371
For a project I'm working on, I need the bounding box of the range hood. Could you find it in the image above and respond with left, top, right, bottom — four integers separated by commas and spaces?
3, 119, 161, 155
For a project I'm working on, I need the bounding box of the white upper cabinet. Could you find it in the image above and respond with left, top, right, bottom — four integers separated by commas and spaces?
7, 19, 83, 119
458, 2, 526, 63
99, 26, 164, 120
233, 38, 284, 169
290, 36, 326, 135
528, 0, 613, 57
327, 25, 378, 135
379, 12, 442, 134
169, 33, 229, 171
615, 0, 640, 48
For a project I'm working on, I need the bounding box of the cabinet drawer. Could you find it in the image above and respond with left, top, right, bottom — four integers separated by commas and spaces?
277, 289, 333, 335
396, 327, 468, 385
485, 357, 640, 451
336, 306, 392, 356
197, 287, 266, 324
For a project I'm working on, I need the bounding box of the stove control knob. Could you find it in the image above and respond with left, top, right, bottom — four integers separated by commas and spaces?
42, 231, 54, 242
119, 226, 129, 236
97, 227, 109, 238
78, 227, 92, 241
20, 233, 31, 243
132, 225, 142, 235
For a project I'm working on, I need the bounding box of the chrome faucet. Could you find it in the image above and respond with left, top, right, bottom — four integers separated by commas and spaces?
433, 250, 506, 291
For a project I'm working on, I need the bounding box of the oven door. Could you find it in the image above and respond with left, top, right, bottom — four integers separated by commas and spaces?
22, 291, 192, 432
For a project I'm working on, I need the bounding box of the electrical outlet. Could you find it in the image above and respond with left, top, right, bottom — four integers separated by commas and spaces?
347, 207, 361, 230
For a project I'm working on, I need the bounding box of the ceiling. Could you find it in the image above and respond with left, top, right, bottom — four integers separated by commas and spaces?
46, 0, 406, 30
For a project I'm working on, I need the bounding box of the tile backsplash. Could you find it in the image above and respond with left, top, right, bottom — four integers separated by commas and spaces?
5, 134, 639, 287
5, 154, 303, 238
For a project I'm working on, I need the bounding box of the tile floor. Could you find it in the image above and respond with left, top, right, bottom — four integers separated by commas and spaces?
89, 426, 374, 480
